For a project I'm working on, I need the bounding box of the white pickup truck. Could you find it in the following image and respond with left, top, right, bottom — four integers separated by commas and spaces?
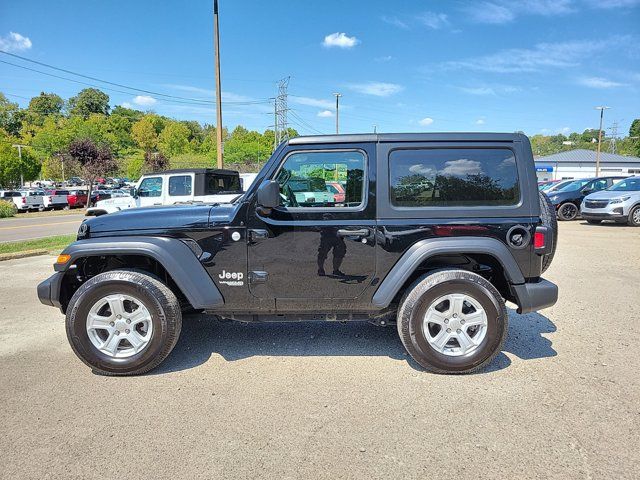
86, 169, 249, 216
39, 190, 69, 210
0, 190, 44, 211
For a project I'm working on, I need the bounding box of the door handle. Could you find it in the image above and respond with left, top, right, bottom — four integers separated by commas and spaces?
336, 228, 370, 237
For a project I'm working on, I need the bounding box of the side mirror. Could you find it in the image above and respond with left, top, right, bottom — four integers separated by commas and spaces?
129, 187, 138, 198
581, 188, 592, 195
256, 180, 281, 209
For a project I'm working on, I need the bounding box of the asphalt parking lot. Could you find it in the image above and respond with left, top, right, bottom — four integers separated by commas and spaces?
1, 221, 638, 479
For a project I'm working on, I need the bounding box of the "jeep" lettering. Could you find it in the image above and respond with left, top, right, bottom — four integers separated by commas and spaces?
218, 270, 244, 280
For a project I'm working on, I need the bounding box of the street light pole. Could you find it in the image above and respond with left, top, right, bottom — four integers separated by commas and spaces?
213, 0, 224, 168
594, 106, 610, 177
12, 144, 27, 187
333, 93, 342, 134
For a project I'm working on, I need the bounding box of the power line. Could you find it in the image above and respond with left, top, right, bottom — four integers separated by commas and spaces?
0, 50, 272, 106
289, 109, 326, 135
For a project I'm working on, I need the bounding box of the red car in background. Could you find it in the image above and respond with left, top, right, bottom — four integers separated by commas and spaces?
67, 190, 88, 208
326, 181, 346, 203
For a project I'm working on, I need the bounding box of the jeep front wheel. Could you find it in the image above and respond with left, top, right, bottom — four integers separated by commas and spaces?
65, 270, 182, 375
397, 270, 508, 374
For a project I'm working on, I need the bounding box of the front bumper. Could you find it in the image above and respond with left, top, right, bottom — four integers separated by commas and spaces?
581, 211, 626, 221
512, 278, 558, 314
37, 272, 64, 309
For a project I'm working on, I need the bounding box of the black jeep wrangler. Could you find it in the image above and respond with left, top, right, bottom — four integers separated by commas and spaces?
38, 133, 558, 375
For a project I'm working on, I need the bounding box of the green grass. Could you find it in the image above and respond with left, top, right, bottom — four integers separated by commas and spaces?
0, 234, 76, 255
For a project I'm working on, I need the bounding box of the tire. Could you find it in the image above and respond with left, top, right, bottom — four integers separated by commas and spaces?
628, 205, 640, 227
586, 219, 602, 225
65, 270, 182, 376
538, 191, 558, 273
557, 202, 578, 221
397, 269, 508, 374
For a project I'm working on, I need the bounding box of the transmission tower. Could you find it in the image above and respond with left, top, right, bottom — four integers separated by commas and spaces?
607, 121, 619, 154
274, 77, 290, 149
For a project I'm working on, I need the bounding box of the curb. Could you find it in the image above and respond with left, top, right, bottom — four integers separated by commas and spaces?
0, 249, 49, 262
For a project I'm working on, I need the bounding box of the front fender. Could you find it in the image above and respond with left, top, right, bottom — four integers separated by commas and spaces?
54, 236, 224, 309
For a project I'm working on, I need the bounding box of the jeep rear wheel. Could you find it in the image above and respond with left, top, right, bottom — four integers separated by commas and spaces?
65, 270, 182, 375
397, 269, 508, 374
557, 202, 578, 221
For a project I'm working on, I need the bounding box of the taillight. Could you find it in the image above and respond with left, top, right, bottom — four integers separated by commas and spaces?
21, 197, 26, 204
534, 226, 550, 254
534, 231, 545, 249
48, 196, 52, 202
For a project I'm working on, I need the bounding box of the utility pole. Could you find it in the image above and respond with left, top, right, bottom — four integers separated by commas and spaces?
57, 153, 66, 182
594, 106, 610, 177
373, 124, 377, 134
273, 98, 278, 151
213, 0, 223, 168
275, 77, 290, 146
12, 144, 28, 187
333, 93, 342, 134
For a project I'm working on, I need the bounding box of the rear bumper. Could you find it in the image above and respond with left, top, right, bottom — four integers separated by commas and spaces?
37, 272, 64, 309
512, 278, 558, 314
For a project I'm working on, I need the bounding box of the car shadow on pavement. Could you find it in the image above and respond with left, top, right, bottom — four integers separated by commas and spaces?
154, 308, 557, 375
578, 221, 628, 227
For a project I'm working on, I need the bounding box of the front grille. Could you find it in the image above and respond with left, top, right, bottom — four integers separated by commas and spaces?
585, 200, 608, 209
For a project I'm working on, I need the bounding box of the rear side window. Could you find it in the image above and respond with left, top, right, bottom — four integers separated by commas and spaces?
205, 173, 241, 194
389, 148, 519, 207
168, 175, 192, 196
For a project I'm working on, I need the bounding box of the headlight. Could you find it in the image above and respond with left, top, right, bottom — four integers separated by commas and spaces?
609, 196, 631, 204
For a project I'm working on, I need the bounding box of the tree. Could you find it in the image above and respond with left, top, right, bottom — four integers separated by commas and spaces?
67, 138, 116, 198
68, 88, 110, 117
131, 116, 159, 152
158, 121, 191, 156
630, 119, 640, 156
0, 131, 40, 187
0, 93, 22, 136
144, 151, 169, 172
28, 92, 64, 118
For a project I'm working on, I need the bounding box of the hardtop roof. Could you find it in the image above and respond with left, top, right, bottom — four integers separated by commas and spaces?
287, 132, 527, 145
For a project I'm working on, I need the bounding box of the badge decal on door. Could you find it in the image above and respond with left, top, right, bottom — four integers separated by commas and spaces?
218, 270, 244, 286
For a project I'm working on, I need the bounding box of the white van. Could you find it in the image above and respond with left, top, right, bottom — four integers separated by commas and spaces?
86, 169, 245, 216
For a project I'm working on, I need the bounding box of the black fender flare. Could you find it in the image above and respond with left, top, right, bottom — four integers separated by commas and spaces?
371, 237, 525, 308
55, 236, 224, 309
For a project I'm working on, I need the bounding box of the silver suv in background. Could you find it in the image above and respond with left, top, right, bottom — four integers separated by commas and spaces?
581, 176, 640, 226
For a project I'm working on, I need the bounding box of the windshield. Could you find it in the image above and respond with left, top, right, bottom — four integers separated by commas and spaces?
608, 177, 640, 192
557, 179, 591, 192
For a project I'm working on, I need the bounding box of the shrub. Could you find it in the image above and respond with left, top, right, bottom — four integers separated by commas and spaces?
0, 200, 17, 218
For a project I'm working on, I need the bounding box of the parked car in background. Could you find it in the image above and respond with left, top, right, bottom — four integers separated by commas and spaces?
67, 190, 88, 209
538, 180, 559, 191
581, 176, 640, 226
544, 179, 574, 195
326, 181, 346, 202
547, 176, 626, 220
43, 190, 70, 210
20, 190, 45, 211
66, 177, 84, 187
286, 177, 334, 205
0, 191, 31, 211
240, 173, 258, 192
86, 169, 244, 216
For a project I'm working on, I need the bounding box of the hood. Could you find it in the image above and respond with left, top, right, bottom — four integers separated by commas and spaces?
584, 190, 638, 201
82, 204, 219, 236
546, 190, 578, 203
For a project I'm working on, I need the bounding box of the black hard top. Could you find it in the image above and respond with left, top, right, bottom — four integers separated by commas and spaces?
148, 168, 239, 176
288, 132, 527, 145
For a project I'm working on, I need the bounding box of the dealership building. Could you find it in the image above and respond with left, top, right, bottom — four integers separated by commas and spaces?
534, 149, 640, 182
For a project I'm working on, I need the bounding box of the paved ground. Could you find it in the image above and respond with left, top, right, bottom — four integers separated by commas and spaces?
0, 213, 84, 242
1, 221, 638, 479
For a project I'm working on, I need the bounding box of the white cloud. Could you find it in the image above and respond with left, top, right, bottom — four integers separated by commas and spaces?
417, 11, 450, 29
317, 110, 334, 118
409, 164, 435, 175
161, 83, 214, 96
120, 102, 133, 109
133, 95, 157, 106
419, 117, 434, 126
347, 82, 403, 97
441, 159, 483, 176
291, 96, 334, 109
0, 31, 32, 52
381, 16, 409, 29
460, 87, 496, 96
463, 1, 574, 24
322, 32, 359, 49
578, 76, 627, 88
441, 37, 625, 73
476, 118, 486, 125
375, 55, 393, 62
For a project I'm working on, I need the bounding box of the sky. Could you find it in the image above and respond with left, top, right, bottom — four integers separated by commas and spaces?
1, 0, 639, 137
